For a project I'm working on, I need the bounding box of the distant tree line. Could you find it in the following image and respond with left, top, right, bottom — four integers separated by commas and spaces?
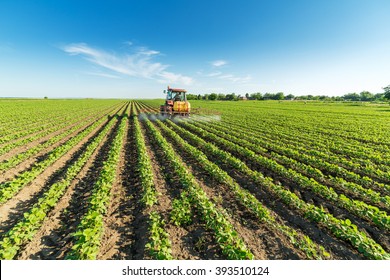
186, 85, 390, 102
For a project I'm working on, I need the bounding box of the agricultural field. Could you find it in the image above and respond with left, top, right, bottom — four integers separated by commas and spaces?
0, 99, 389, 260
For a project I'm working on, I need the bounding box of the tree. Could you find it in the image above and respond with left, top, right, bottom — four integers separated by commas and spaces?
374, 93, 385, 101
208, 93, 218, 100
332, 96, 344, 101
186, 94, 198, 100
384, 85, 390, 100
263, 93, 273, 100
342, 92, 360, 101
311, 95, 320, 100
359, 91, 374, 101
250, 92, 262, 100
274, 92, 284, 100
225, 93, 237, 100
217, 93, 226, 100
44, 96, 48, 99
318, 95, 331, 101
285, 94, 295, 100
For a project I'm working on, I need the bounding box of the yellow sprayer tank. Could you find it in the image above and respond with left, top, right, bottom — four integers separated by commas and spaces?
173, 101, 191, 113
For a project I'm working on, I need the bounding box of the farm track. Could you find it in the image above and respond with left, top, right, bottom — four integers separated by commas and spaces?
0, 99, 389, 260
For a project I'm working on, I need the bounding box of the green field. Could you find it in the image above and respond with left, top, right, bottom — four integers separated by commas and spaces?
0, 99, 389, 260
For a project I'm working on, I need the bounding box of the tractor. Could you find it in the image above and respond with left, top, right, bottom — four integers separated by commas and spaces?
160, 86, 191, 117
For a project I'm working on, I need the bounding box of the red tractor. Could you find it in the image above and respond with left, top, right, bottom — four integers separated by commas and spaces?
160, 86, 191, 117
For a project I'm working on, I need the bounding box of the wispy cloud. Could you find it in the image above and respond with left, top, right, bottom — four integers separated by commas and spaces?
62, 43, 193, 85
85, 72, 121, 79
202, 70, 251, 83
211, 60, 227, 67
218, 74, 252, 83
203, 59, 251, 83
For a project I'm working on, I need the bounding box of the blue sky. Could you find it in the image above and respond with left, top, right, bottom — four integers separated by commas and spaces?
0, 0, 389, 98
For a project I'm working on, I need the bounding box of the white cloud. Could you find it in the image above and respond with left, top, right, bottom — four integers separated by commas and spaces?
62, 43, 192, 85
157, 71, 193, 85
211, 60, 227, 67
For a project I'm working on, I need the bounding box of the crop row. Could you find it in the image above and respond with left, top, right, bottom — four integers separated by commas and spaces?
132, 103, 172, 259
158, 117, 389, 260
0, 110, 113, 173
0, 108, 121, 259
230, 104, 390, 148
200, 101, 390, 163
0, 101, 124, 145
0, 106, 98, 147
143, 115, 254, 259
133, 104, 158, 207
155, 118, 330, 259
203, 119, 390, 196
214, 114, 390, 179
0, 104, 116, 157
255, 123, 390, 173
195, 120, 390, 211
0, 106, 125, 204
223, 116, 390, 169
180, 120, 390, 231
66, 107, 128, 259
0, 109, 76, 139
